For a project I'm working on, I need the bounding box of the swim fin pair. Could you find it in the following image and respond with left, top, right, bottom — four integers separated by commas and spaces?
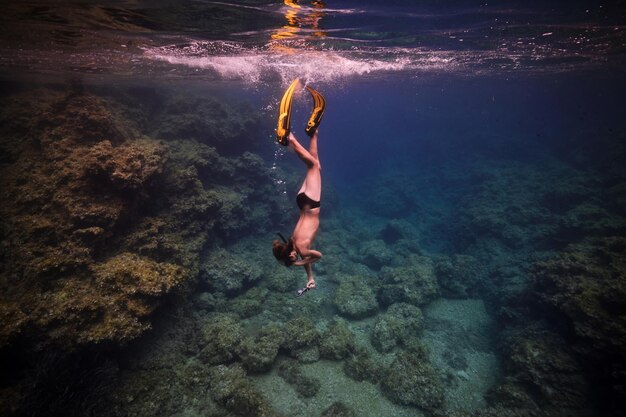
276, 79, 326, 146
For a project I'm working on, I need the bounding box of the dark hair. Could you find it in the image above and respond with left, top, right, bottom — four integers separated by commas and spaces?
272, 238, 294, 266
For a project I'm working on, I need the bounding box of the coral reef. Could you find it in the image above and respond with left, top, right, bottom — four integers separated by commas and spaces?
209, 364, 278, 417
357, 239, 394, 270
532, 237, 626, 409
150, 95, 261, 155
333, 276, 379, 319
197, 313, 243, 365
282, 317, 319, 355
381, 343, 445, 411
276, 360, 321, 398
0, 85, 282, 355
370, 303, 423, 352
482, 326, 593, 417
200, 249, 263, 295
378, 255, 439, 307
238, 323, 284, 373
320, 401, 358, 417
343, 347, 384, 383
434, 254, 481, 298
319, 317, 356, 360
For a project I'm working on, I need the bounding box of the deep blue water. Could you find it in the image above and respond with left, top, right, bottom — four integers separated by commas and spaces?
1, 1, 626, 416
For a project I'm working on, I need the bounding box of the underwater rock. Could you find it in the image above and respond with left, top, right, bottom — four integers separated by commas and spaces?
532, 237, 626, 409
333, 276, 379, 319
225, 287, 269, 318
292, 346, 320, 363
380, 219, 418, 244
277, 360, 321, 398
197, 314, 243, 365
209, 364, 278, 417
320, 401, 358, 417
85, 139, 167, 191
435, 254, 481, 298
343, 347, 384, 383
378, 255, 439, 307
381, 344, 445, 411
371, 303, 423, 353
193, 292, 219, 311
264, 265, 301, 293
357, 239, 394, 270
485, 326, 592, 417
281, 316, 320, 355
556, 202, 626, 239
364, 170, 415, 217
201, 249, 262, 295
319, 317, 356, 360
238, 323, 283, 373
150, 95, 261, 154
0, 90, 225, 350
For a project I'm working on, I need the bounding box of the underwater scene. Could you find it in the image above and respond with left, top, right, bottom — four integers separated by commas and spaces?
1, 1, 625, 416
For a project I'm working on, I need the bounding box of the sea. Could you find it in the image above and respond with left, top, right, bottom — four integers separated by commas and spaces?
0, 1, 625, 417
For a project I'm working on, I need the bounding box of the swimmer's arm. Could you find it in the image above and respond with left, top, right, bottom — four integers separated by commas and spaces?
292, 249, 322, 266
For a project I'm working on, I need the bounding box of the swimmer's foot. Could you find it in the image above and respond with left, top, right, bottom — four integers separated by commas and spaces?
277, 79, 300, 146
305, 86, 326, 137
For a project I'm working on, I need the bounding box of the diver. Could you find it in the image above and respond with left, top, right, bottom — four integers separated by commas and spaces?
272, 80, 326, 296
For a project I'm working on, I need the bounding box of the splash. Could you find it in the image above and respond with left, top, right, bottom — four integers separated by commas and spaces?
142, 41, 423, 86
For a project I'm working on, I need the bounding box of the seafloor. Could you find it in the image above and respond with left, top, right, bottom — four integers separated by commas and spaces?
0, 77, 625, 417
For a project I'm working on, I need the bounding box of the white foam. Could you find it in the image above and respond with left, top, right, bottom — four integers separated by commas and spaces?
142, 40, 458, 86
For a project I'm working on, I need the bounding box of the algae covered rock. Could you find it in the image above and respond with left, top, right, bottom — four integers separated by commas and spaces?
201, 249, 262, 295
264, 265, 301, 293
381, 344, 445, 410
334, 276, 378, 319
533, 237, 626, 358
85, 139, 167, 191
532, 237, 626, 407
357, 239, 394, 270
319, 317, 356, 360
282, 316, 319, 353
435, 254, 481, 298
226, 287, 269, 318
238, 323, 284, 373
198, 314, 243, 365
93, 252, 186, 297
343, 347, 384, 383
209, 364, 277, 417
371, 303, 423, 353
277, 360, 321, 398
378, 255, 439, 307
321, 401, 358, 417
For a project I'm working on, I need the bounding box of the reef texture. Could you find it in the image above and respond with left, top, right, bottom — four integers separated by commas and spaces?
2, 80, 625, 417
532, 237, 626, 411
0, 85, 290, 416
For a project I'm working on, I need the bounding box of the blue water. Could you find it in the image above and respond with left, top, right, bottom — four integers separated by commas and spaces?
1, 1, 625, 417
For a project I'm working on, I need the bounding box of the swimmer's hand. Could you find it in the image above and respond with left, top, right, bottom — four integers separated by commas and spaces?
306, 279, 316, 289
